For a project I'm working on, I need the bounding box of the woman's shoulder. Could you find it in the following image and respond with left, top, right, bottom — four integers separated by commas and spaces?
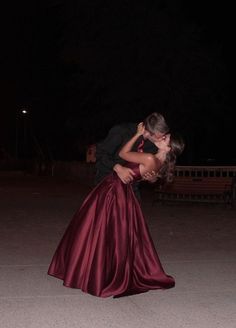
145, 154, 162, 169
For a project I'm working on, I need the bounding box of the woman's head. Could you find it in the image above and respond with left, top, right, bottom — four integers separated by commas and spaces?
157, 133, 185, 183
155, 133, 185, 158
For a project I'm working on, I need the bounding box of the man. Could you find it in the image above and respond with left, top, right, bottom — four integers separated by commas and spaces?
95, 112, 169, 197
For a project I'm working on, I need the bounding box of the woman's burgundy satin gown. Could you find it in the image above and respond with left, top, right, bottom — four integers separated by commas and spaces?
48, 163, 175, 297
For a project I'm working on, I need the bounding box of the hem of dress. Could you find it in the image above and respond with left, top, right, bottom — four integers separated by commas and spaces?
48, 272, 174, 298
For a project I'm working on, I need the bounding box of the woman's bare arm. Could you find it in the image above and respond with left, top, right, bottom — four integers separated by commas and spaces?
119, 123, 156, 169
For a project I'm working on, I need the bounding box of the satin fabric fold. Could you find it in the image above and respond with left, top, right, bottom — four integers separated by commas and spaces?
48, 164, 174, 297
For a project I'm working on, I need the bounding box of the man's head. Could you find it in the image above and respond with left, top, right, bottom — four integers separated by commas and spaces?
143, 112, 169, 143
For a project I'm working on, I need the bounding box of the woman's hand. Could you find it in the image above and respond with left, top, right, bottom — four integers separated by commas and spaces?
136, 122, 145, 136
119, 122, 146, 162
142, 170, 158, 183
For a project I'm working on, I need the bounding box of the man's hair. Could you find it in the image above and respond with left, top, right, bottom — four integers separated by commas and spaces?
144, 112, 169, 134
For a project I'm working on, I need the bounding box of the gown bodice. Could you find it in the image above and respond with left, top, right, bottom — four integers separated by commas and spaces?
122, 162, 142, 182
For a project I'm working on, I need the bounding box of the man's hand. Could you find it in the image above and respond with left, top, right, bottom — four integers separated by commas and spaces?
142, 171, 158, 183
113, 164, 135, 184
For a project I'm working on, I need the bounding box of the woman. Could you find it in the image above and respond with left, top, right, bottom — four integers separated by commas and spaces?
48, 123, 185, 298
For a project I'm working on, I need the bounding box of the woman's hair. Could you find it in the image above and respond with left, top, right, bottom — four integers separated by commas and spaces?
157, 134, 185, 183
144, 112, 169, 135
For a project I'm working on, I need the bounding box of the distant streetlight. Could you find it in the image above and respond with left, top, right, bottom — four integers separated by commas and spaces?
15, 107, 30, 159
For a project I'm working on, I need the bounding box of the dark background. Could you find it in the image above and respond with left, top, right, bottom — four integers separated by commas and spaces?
1, 1, 235, 164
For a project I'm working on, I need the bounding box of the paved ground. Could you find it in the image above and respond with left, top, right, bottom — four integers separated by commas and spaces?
0, 172, 236, 328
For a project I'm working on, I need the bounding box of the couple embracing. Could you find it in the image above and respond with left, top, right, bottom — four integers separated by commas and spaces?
48, 112, 184, 298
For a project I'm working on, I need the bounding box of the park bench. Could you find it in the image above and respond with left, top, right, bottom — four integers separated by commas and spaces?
153, 176, 235, 206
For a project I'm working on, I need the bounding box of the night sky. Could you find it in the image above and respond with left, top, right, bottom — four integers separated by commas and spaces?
1, 1, 235, 163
